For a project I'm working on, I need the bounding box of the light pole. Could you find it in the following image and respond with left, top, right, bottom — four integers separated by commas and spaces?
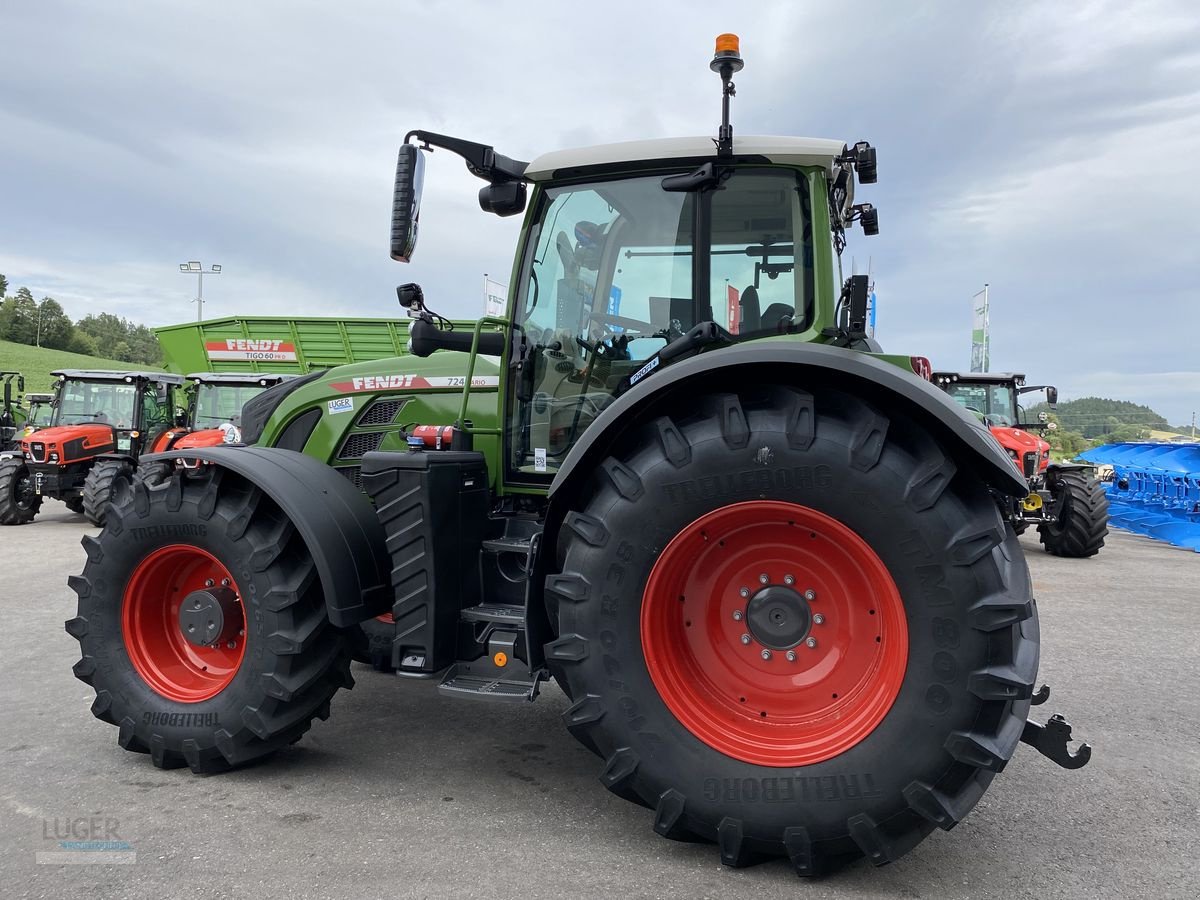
178, 261, 222, 322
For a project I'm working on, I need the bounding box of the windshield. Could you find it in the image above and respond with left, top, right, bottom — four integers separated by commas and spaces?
194, 383, 267, 427
54, 381, 137, 428
507, 167, 814, 478
29, 400, 53, 427
945, 382, 1017, 426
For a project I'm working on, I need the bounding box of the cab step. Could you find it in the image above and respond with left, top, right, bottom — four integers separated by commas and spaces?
438, 661, 545, 702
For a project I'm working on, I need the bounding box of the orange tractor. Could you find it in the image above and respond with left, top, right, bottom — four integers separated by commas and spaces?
0, 369, 286, 526
934, 371, 1108, 557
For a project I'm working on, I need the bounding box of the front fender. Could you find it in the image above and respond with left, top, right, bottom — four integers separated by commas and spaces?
549, 342, 1028, 505
146, 446, 392, 628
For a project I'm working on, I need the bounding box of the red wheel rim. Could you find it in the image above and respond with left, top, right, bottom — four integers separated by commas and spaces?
641, 500, 908, 767
122, 544, 247, 703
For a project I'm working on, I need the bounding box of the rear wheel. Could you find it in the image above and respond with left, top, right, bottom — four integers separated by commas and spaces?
82, 458, 135, 526
0, 458, 41, 524
67, 467, 353, 773
548, 384, 1038, 874
1037, 471, 1108, 558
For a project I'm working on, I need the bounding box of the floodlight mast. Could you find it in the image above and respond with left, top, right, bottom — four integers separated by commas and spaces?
178, 261, 222, 322
710, 34, 744, 159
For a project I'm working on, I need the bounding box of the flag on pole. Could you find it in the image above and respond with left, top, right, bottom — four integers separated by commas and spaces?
484, 275, 507, 318
726, 284, 740, 334
970, 285, 990, 373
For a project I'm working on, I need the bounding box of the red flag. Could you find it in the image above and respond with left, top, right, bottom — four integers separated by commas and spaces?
726, 284, 740, 334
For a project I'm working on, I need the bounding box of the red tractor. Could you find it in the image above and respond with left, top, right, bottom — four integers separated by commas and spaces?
0, 369, 287, 526
934, 371, 1108, 557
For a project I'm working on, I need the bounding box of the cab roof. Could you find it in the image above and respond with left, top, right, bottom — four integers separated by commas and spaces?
933, 372, 1026, 385
185, 372, 293, 386
52, 369, 185, 385
524, 135, 846, 181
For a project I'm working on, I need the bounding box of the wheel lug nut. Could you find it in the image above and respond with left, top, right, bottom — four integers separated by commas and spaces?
204, 579, 214, 587
813, 613, 825, 625
759, 573, 769, 584
740, 634, 751, 645
786, 650, 797, 662
739, 586, 750, 598
221, 578, 230, 587
804, 589, 816, 601
784, 574, 795, 585
760, 649, 772, 661
732, 610, 743, 621
227, 640, 237, 649
806, 637, 818, 649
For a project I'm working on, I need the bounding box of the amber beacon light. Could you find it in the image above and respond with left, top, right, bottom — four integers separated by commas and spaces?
711, 33, 744, 73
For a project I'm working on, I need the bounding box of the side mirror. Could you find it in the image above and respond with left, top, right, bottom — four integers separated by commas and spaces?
156, 384, 170, 404
17, 376, 24, 393
390, 143, 426, 262
1046, 386, 1058, 407
175, 408, 188, 427
479, 181, 526, 217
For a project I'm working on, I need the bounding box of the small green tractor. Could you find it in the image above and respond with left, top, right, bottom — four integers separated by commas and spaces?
1, 371, 28, 452
69, 37, 1089, 876
934, 371, 1108, 557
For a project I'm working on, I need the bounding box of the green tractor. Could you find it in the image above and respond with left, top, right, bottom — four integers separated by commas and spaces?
0, 371, 27, 452
69, 37, 1089, 876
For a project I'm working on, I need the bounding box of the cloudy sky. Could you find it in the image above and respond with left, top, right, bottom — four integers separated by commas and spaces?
2, 1, 1197, 424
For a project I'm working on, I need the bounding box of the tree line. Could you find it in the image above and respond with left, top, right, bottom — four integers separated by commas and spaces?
0, 273, 162, 365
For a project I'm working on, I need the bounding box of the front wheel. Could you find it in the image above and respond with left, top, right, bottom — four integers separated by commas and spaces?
1037, 471, 1108, 558
82, 458, 135, 526
0, 458, 41, 524
67, 467, 353, 772
547, 384, 1039, 875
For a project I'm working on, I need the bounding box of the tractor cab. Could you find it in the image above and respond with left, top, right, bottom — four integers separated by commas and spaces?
933, 371, 1057, 477
171, 372, 292, 450
21, 392, 55, 438
0, 371, 26, 451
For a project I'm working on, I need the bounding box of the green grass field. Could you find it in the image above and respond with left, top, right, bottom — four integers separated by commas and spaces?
0, 339, 163, 393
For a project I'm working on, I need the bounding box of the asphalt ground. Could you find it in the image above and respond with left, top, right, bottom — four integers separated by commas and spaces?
1, 498, 1197, 900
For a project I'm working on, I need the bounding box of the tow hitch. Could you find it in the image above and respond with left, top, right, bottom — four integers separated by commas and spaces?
1019, 684, 1091, 769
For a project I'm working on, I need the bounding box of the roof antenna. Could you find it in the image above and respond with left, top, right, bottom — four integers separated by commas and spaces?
710, 34, 743, 159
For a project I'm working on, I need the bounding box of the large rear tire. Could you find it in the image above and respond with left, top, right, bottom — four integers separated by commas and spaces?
1037, 471, 1108, 558
67, 467, 353, 773
82, 458, 135, 527
0, 458, 41, 525
547, 384, 1039, 875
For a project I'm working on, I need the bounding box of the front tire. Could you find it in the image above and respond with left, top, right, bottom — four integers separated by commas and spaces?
82, 458, 135, 526
547, 384, 1039, 874
0, 458, 41, 524
1037, 471, 1108, 558
67, 467, 353, 773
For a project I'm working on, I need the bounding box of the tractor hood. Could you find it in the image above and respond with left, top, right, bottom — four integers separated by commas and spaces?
990, 426, 1048, 454
20, 423, 116, 463
174, 427, 236, 449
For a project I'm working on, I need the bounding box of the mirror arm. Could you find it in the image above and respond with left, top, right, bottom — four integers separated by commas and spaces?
405, 130, 529, 183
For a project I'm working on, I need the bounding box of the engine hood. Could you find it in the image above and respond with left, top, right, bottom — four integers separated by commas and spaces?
989, 426, 1049, 453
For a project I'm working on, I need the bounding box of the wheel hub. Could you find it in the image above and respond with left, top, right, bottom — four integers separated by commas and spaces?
178, 586, 240, 648
745, 585, 811, 649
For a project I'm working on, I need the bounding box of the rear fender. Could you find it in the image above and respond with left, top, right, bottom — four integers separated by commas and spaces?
147, 446, 392, 627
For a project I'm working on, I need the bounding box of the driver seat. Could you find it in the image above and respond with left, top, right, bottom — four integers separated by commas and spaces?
739, 286, 761, 332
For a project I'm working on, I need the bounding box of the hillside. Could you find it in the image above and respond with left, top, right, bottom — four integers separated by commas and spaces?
0, 339, 163, 393
1027, 396, 1168, 440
